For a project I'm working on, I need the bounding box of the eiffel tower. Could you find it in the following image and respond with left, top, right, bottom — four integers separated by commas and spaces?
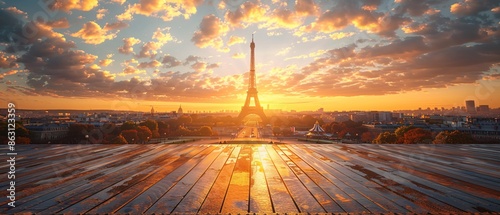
237, 35, 267, 122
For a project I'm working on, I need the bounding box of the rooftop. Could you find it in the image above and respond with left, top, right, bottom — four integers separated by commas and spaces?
1, 142, 499, 214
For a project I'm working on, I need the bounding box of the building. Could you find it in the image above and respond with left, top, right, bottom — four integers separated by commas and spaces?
178, 105, 183, 115
465, 100, 476, 113
477, 105, 490, 112
25, 124, 69, 144
306, 121, 325, 138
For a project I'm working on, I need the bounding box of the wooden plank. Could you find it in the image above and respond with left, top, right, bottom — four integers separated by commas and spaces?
198, 145, 241, 213
265, 144, 325, 213
87, 144, 208, 214
22, 145, 185, 213
349, 144, 500, 212
220, 145, 252, 213
145, 145, 226, 213
116, 145, 216, 214
59, 144, 200, 214
4, 145, 161, 213
257, 145, 298, 213
280, 144, 363, 213
249, 145, 273, 213
171, 146, 234, 213
287, 144, 386, 213
273, 144, 342, 213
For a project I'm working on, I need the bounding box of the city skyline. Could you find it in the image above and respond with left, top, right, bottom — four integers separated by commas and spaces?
1, 0, 500, 112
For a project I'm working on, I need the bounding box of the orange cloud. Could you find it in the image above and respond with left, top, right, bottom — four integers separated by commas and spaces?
228, 36, 245, 46
232, 53, 246, 59
118, 37, 141, 54
121, 66, 146, 76
71, 21, 116, 44
295, 0, 319, 16
0, 69, 24, 79
96, 8, 107, 20
50, 0, 99, 12
99, 59, 114, 67
104, 21, 129, 30
111, 0, 126, 4
450, 0, 497, 16
46, 17, 70, 28
330, 32, 355, 40
137, 41, 163, 58
225, 1, 269, 28
3, 7, 27, 17
0, 52, 19, 69
117, 0, 203, 21
191, 14, 229, 51
152, 27, 175, 44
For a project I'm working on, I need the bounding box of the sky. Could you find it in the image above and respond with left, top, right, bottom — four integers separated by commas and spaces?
0, 0, 500, 113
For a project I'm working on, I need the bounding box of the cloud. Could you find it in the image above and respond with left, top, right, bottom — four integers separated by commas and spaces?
0, 69, 24, 80
111, 0, 126, 4
225, 1, 269, 28
276, 47, 291, 56
96, 8, 107, 19
232, 53, 246, 59
98, 59, 114, 67
162, 55, 182, 68
300, 0, 410, 37
330, 32, 355, 40
46, 17, 70, 28
191, 14, 229, 51
49, 0, 99, 12
2, 7, 27, 17
121, 65, 146, 75
117, 0, 203, 21
184, 55, 203, 65
118, 37, 141, 54
295, 0, 319, 16
152, 27, 175, 44
450, 0, 500, 16
137, 41, 163, 58
71, 21, 116, 44
228, 36, 245, 46
137, 60, 161, 69
0, 51, 18, 68
103, 21, 129, 30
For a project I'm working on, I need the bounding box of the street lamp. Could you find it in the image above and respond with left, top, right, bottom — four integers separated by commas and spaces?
85, 134, 89, 144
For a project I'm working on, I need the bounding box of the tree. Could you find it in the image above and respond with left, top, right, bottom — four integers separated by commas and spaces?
121, 121, 136, 131
272, 126, 281, 136
140, 119, 158, 133
68, 123, 95, 143
109, 135, 128, 144
178, 115, 192, 125
198, 126, 213, 136
434, 130, 474, 144
373, 132, 397, 144
403, 128, 432, 144
395, 125, 414, 143
136, 126, 152, 143
121, 129, 138, 144
361, 132, 374, 143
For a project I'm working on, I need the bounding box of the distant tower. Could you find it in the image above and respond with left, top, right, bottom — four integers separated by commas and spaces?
237, 35, 267, 122
151, 106, 155, 116
465, 100, 476, 113
178, 105, 183, 115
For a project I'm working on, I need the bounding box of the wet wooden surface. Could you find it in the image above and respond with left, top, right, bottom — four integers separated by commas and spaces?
1, 142, 499, 214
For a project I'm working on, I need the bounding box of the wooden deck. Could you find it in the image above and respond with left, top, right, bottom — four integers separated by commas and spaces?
1, 141, 500, 214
